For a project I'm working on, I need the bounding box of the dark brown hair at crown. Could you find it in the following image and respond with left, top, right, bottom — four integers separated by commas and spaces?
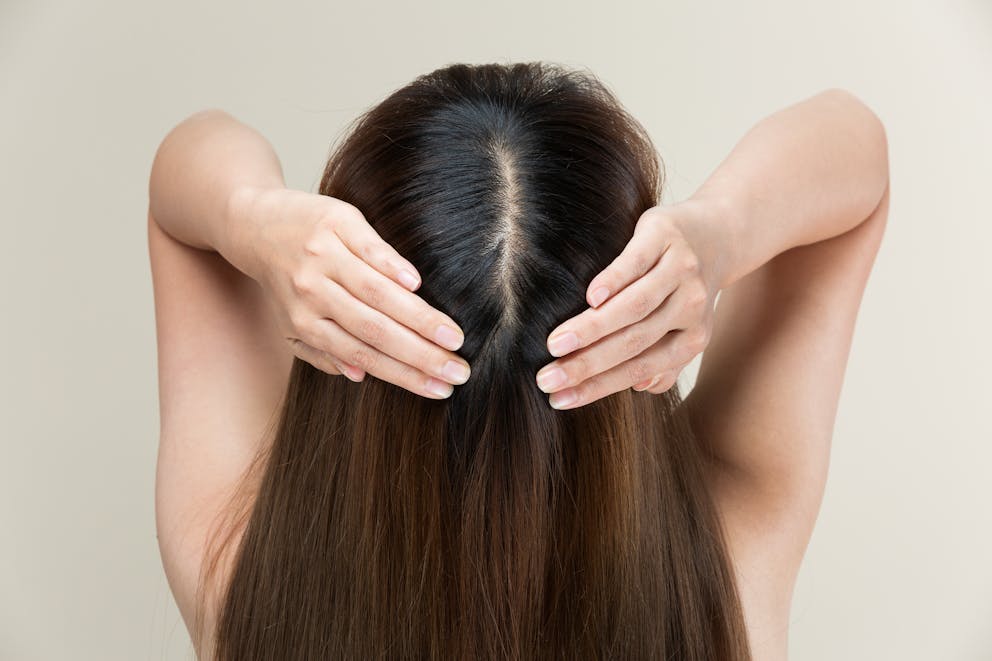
199, 61, 752, 660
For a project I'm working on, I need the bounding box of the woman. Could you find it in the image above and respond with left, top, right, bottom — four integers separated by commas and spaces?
148, 62, 889, 660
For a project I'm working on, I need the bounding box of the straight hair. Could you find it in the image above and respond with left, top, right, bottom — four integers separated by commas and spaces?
199, 61, 751, 660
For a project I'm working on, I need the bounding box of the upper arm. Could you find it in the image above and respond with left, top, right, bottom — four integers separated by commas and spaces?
147, 210, 293, 629
684, 184, 889, 644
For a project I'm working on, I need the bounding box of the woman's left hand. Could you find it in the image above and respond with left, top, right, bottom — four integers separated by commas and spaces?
534, 200, 726, 409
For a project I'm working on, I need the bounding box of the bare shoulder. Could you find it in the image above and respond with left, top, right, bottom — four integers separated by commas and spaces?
147, 211, 293, 635
683, 186, 889, 657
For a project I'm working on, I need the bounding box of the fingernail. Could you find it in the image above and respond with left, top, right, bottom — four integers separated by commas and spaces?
549, 389, 578, 409
339, 363, 364, 382
536, 366, 567, 392
435, 324, 464, 351
397, 269, 420, 291
425, 377, 454, 398
589, 286, 610, 307
548, 331, 578, 357
633, 375, 661, 391
442, 360, 470, 384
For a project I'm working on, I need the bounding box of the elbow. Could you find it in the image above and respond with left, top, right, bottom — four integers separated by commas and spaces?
153, 108, 229, 162
154, 108, 231, 159
821, 87, 890, 206
183, 107, 232, 125
148, 108, 233, 216
824, 88, 889, 167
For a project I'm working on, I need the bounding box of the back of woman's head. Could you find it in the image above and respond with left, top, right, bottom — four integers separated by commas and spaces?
206, 62, 751, 660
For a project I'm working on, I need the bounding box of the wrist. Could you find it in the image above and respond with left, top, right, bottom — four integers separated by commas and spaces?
670, 194, 742, 293
223, 183, 277, 283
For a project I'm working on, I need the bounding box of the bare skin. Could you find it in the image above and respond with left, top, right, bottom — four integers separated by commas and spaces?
148, 89, 889, 659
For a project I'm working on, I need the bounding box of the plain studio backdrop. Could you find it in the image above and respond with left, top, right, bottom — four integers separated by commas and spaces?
2, 0, 990, 659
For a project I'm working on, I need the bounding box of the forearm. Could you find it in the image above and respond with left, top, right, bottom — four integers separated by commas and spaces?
684, 88, 890, 290
148, 109, 285, 280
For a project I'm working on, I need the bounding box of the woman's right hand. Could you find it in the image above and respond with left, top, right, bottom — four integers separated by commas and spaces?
228, 185, 471, 399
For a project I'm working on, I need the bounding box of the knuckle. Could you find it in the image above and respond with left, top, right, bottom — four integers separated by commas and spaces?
359, 279, 385, 308
392, 361, 418, 388
567, 352, 592, 383
681, 252, 701, 275
621, 328, 649, 356
329, 203, 364, 232
580, 314, 601, 341
638, 206, 665, 229
571, 379, 593, 406
417, 343, 442, 375
302, 236, 326, 257
291, 270, 316, 298
339, 201, 365, 223
632, 250, 655, 277
361, 241, 385, 264
643, 210, 675, 237
311, 350, 336, 373
316, 212, 339, 234
630, 292, 653, 319
288, 310, 310, 334
625, 358, 652, 383
357, 317, 386, 345
348, 346, 378, 372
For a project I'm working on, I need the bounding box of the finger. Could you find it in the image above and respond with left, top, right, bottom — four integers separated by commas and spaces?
547, 329, 700, 410
309, 275, 471, 387
297, 317, 457, 399
632, 373, 661, 392
288, 338, 365, 382
583, 208, 673, 309
546, 250, 682, 358
323, 197, 423, 292
538, 283, 697, 394
646, 367, 682, 394
323, 241, 465, 352
632, 362, 685, 392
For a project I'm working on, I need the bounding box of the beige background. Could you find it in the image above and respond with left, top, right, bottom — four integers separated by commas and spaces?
2, 0, 990, 658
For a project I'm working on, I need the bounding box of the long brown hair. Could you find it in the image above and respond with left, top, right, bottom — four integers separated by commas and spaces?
200, 62, 751, 660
